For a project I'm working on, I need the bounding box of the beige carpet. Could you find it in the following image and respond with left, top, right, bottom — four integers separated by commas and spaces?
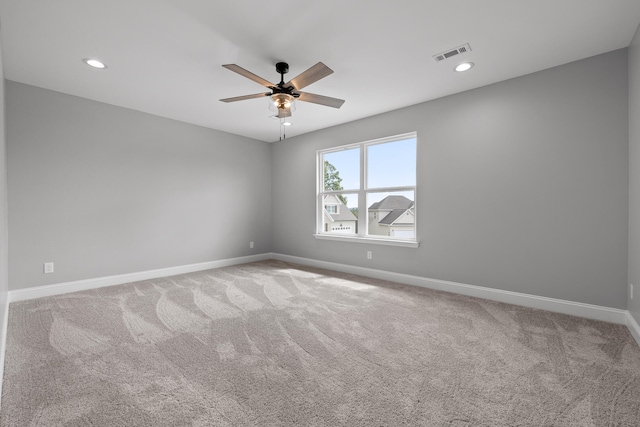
2, 260, 640, 426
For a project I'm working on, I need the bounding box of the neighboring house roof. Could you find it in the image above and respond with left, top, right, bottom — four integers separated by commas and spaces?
369, 195, 413, 210
379, 208, 414, 225
326, 208, 357, 222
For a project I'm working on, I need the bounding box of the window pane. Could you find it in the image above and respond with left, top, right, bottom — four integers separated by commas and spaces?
323, 148, 360, 191
367, 137, 416, 188
322, 193, 359, 234
367, 191, 415, 238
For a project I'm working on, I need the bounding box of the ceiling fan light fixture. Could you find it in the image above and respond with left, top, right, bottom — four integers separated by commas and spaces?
271, 93, 294, 110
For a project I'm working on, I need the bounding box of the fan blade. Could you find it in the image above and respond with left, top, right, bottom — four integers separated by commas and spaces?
219, 93, 271, 103
297, 92, 345, 108
285, 62, 333, 90
222, 64, 275, 88
277, 108, 292, 118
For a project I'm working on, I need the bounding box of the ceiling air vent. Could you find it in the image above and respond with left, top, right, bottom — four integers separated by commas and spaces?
433, 43, 472, 63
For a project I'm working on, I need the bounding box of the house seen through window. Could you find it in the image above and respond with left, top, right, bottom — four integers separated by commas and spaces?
317, 132, 417, 243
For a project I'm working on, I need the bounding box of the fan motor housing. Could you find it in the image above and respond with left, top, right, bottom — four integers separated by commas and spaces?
275, 62, 289, 75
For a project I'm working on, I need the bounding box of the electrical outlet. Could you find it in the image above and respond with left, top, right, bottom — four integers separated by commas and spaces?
631, 284, 634, 300
367, 251, 372, 260
43, 262, 54, 274
249, 241, 254, 249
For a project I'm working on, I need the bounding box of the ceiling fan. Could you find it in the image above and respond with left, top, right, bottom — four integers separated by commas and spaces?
219, 62, 345, 119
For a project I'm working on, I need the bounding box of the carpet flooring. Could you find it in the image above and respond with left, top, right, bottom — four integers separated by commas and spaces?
1, 260, 640, 426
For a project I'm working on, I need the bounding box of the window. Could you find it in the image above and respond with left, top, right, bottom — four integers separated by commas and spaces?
316, 132, 417, 247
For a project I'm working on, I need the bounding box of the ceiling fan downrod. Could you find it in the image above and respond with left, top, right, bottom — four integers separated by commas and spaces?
275, 62, 289, 86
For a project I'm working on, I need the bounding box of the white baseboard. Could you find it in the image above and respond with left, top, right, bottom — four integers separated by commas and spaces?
627, 312, 640, 348
271, 253, 629, 325
8, 253, 272, 302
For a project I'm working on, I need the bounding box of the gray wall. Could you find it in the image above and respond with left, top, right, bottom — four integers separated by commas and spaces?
7, 81, 271, 290
272, 49, 629, 309
630, 25, 640, 323
0, 32, 8, 336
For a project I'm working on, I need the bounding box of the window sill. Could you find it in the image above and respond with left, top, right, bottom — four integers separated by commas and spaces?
313, 234, 420, 248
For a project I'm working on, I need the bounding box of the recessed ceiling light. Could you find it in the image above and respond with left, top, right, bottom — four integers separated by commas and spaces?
455, 62, 474, 72
83, 58, 107, 69
282, 121, 292, 126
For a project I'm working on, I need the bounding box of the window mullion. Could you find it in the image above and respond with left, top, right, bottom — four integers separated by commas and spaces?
359, 144, 366, 237
321, 189, 359, 195
317, 153, 323, 235
366, 186, 416, 194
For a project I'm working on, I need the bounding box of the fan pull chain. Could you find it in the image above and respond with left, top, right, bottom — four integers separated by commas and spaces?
280, 118, 286, 141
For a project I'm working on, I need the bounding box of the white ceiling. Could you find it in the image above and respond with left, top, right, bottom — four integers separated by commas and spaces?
1, 1, 639, 143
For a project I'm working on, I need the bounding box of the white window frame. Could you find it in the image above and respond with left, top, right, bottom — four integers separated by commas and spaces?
315, 132, 419, 248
